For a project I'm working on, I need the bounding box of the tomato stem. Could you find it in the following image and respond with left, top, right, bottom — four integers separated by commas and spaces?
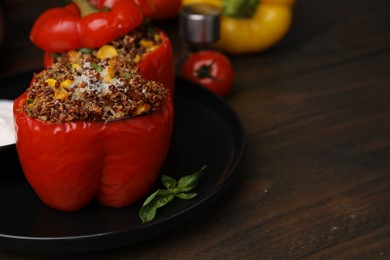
196, 60, 218, 81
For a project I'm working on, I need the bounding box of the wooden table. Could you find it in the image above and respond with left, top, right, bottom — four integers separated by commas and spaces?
0, 0, 389, 258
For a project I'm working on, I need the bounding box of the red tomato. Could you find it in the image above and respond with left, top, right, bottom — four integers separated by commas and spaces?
181, 51, 234, 96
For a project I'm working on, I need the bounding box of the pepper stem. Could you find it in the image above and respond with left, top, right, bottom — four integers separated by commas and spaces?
72, 0, 101, 17
221, 0, 260, 18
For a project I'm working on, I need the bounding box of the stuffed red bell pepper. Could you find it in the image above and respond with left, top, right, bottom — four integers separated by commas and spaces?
43, 25, 175, 93
13, 55, 174, 212
31, 0, 174, 92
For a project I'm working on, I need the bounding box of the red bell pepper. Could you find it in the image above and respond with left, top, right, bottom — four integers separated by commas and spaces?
138, 31, 175, 92
43, 30, 175, 92
30, 0, 150, 53
13, 89, 174, 212
149, 0, 181, 20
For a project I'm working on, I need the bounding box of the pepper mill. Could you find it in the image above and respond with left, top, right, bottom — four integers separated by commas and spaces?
178, 3, 221, 70
179, 3, 221, 51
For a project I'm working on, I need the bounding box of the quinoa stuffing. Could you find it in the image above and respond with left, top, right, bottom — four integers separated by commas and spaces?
25, 55, 166, 123
52, 25, 163, 66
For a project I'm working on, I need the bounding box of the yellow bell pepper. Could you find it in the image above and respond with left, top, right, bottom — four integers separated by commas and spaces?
182, 0, 295, 55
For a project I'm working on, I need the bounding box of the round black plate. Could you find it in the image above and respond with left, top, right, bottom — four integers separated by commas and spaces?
0, 71, 245, 254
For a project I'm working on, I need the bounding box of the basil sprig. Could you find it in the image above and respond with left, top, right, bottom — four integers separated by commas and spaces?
139, 165, 207, 223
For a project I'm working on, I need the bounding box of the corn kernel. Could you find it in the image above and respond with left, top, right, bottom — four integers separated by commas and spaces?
60, 79, 73, 89
44, 78, 57, 87
104, 66, 115, 83
135, 104, 151, 115
108, 57, 118, 67
140, 40, 154, 48
72, 63, 82, 71
133, 55, 141, 63
67, 50, 79, 62
96, 45, 118, 60
54, 88, 69, 101
149, 46, 159, 52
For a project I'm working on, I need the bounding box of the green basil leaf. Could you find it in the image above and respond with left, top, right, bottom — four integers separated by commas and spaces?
79, 47, 93, 54
176, 192, 198, 200
124, 72, 133, 78
177, 165, 207, 192
139, 189, 174, 223
161, 175, 177, 191
90, 63, 102, 73
141, 189, 160, 206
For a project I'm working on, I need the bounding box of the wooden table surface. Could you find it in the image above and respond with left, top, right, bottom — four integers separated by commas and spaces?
0, 0, 389, 258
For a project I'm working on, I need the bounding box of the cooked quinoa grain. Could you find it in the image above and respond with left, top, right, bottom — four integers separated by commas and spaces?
26, 55, 166, 123
53, 25, 162, 66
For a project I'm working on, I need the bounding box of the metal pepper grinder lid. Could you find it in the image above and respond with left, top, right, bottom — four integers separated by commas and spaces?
179, 3, 221, 45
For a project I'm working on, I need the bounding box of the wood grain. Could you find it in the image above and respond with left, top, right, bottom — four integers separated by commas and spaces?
0, 0, 389, 258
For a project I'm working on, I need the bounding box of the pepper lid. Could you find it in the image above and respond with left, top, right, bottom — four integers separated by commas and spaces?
179, 3, 221, 45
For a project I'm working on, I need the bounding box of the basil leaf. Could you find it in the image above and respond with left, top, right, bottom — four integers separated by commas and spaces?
124, 72, 133, 78
176, 192, 198, 200
90, 63, 102, 73
141, 189, 160, 206
161, 175, 177, 190
79, 47, 93, 54
177, 165, 207, 192
139, 189, 174, 223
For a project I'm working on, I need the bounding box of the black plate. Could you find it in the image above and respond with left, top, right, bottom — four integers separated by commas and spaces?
0, 71, 245, 254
